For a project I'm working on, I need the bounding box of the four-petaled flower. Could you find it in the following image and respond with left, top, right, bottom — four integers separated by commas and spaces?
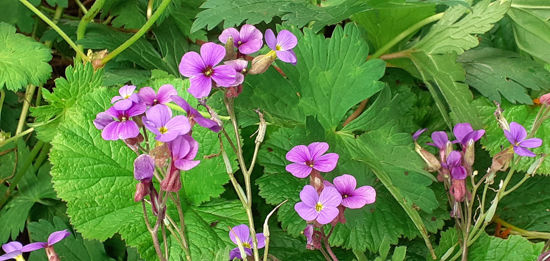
111, 85, 140, 110
168, 135, 200, 170
294, 185, 342, 224
95, 103, 146, 141
224, 59, 248, 86
179, 43, 236, 98
445, 151, 467, 180
219, 24, 263, 54
138, 84, 177, 106
265, 29, 297, 64
504, 122, 543, 157
228, 224, 265, 260
285, 142, 339, 178
171, 95, 221, 132
330, 174, 376, 209
453, 123, 485, 146
143, 105, 191, 142
428, 131, 449, 150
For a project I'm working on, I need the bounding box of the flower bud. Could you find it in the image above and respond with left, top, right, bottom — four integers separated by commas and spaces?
225, 85, 243, 98
450, 178, 466, 202
490, 149, 514, 173
151, 143, 170, 169
309, 170, 324, 193
494, 102, 510, 131
89, 49, 108, 70
464, 139, 475, 167
415, 143, 441, 172
124, 133, 144, 152
134, 154, 154, 181
134, 179, 151, 202
248, 54, 276, 75
540, 93, 550, 105
224, 36, 237, 60
161, 163, 182, 192
45, 246, 61, 261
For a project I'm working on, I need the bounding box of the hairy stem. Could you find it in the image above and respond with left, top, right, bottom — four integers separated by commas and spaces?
141, 201, 166, 261
76, 0, 106, 61
172, 193, 192, 261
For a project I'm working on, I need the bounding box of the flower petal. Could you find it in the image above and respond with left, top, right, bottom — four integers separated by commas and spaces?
22, 242, 46, 252
265, 29, 277, 50
145, 104, 172, 128
446, 151, 462, 167
276, 30, 297, 50
313, 153, 339, 172
2, 242, 22, 253
117, 120, 140, 140
165, 115, 191, 136
179, 51, 204, 77
0, 251, 21, 261
188, 75, 213, 98
102, 122, 121, 140
514, 146, 536, 157
138, 87, 157, 106
316, 206, 339, 225
255, 233, 266, 249
343, 185, 376, 208
238, 25, 262, 54
229, 224, 250, 246
285, 163, 312, 178
453, 123, 473, 143
113, 98, 133, 111
319, 186, 342, 207
239, 39, 263, 54
307, 142, 329, 160
218, 27, 240, 44
127, 102, 147, 117
510, 122, 527, 143
299, 185, 319, 206
451, 166, 467, 180
431, 131, 449, 149
93, 111, 113, 130
503, 129, 516, 145
200, 42, 225, 67
286, 145, 310, 163
412, 128, 427, 141
294, 202, 318, 221
174, 159, 200, 171
119, 85, 136, 97
156, 84, 177, 104
211, 65, 236, 87
276, 50, 297, 64
332, 174, 356, 195
170, 95, 192, 114
519, 138, 542, 148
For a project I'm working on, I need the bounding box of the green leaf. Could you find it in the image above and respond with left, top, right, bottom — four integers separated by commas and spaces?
413, 0, 510, 55
433, 228, 458, 260
110, 0, 146, 29
28, 217, 114, 261
0, 1, 37, 33
49, 87, 245, 259
153, 18, 189, 77
468, 233, 544, 260
507, 3, 550, 64
45, 0, 68, 8
458, 47, 550, 104
30, 63, 103, 142
475, 98, 550, 174
0, 22, 52, 91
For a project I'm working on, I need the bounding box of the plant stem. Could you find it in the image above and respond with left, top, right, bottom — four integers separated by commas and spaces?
0, 89, 5, 122
370, 13, 444, 59
16, 84, 37, 135
33, 143, 51, 169
18, 0, 89, 62
502, 174, 530, 197
0, 128, 35, 148
74, 0, 88, 14
320, 228, 338, 261
172, 193, 192, 261
141, 201, 167, 261
76, 0, 106, 62
100, 0, 172, 65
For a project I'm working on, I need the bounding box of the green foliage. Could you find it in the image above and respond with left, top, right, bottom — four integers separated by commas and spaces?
0, 22, 52, 91
28, 217, 114, 261
507, 1, 550, 64
468, 233, 544, 260
0, 1, 37, 33
110, 0, 146, 29
49, 87, 245, 259
433, 228, 458, 260
458, 47, 550, 104
475, 98, 550, 174
31, 63, 103, 142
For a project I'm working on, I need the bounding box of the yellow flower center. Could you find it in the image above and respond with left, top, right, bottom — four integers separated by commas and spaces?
124, 95, 130, 99
159, 126, 168, 134
204, 67, 213, 76
315, 202, 324, 212
275, 44, 282, 51
121, 116, 127, 121
15, 255, 25, 261
343, 194, 348, 198
237, 40, 242, 45
242, 242, 251, 248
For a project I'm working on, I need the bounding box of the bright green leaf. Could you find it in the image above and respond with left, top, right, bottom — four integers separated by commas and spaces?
468, 233, 544, 260
508, 4, 550, 64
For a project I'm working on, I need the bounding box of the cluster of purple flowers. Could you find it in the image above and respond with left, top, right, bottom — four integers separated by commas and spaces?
285, 142, 376, 249
228, 224, 265, 260
94, 84, 221, 198
0, 230, 69, 261
179, 24, 297, 99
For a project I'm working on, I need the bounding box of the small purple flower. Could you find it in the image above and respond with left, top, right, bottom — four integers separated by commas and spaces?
294, 185, 342, 224
228, 224, 265, 260
445, 151, 467, 180
453, 123, 485, 146
96, 103, 146, 141
331, 174, 376, 209
219, 24, 263, 54
143, 105, 191, 142
111, 85, 140, 110
428, 131, 449, 150
285, 142, 339, 178
265, 29, 297, 64
169, 135, 200, 171
134, 154, 154, 181
138, 84, 177, 106
179, 43, 236, 98
224, 59, 248, 86
504, 122, 543, 157
303, 224, 314, 247
170, 95, 221, 132
412, 128, 427, 142
0, 241, 45, 261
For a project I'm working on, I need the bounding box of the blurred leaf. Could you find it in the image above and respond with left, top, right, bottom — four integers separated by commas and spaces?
45, 0, 68, 8
468, 233, 544, 260
508, 2, 550, 64
153, 18, 189, 76
0, 22, 52, 91
110, 0, 146, 29
0, 1, 37, 33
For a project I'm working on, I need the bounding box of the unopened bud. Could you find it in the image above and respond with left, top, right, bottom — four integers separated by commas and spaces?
444, 141, 453, 160
161, 163, 182, 192
309, 170, 324, 193
494, 102, 510, 131
134, 179, 151, 202
224, 37, 237, 60
540, 93, 550, 105
490, 149, 514, 173
124, 133, 144, 152
415, 143, 441, 172
88, 49, 108, 70
45, 246, 60, 261
248, 54, 276, 75
464, 139, 475, 167
450, 179, 466, 202
527, 155, 545, 175
225, 85, 243, 98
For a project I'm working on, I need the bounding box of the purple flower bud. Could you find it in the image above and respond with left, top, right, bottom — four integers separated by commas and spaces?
168, 135, 200, 171
134, 154, 154, 181
412, 128, 427, 142
445, 151, 467, 180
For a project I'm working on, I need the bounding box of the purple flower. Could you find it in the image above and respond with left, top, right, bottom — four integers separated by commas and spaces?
134, 154, 154, 181
285, 142, 339, 178
331, 174, 376, 209
0, 241, 44, 261
111, 85, 140, 110
219, 24, 263, 54
228, 224, 265, 260
265, 29, 297, 64
170, 95, 221, 132
445, 151, 467, 180
453, 123, 485, 146
224, 59, 248, 86
168, 135, 200, 171
96, 103, 146, 141
428, 131, 449, 150
179, 43, 236, 98
504, 122, 543, 157
412, 128, 427, 142
138, 84, 177, 106
294, 185, 342, 224
143, 105, 191, 142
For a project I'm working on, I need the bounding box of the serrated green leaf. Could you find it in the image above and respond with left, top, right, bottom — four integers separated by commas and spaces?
49, 87, 245, 260
508, 3, 550, 64
28, 217, 114, 261
0, 22, 52, 91
110, 0, 146, 29
475, 98, 550, 174
458, 47, 550, 104
413, 0, 510, 55
433, 228, 458, 260
30, 63, 103, 142
468, 233, 544, 260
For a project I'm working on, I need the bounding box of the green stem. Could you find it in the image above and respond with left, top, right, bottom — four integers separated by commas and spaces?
18, 0, 88, 62
74, 0, 88, 14
100, 0, 172, 65
0, 89, 5, 122
0, 128, 35, 148
370, 13, 444, 59
16, 84, 37, 135
37, 6, 64, 107
39, 6, 79, 20
76, 0, 106, 62
33, 143, 51, 169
